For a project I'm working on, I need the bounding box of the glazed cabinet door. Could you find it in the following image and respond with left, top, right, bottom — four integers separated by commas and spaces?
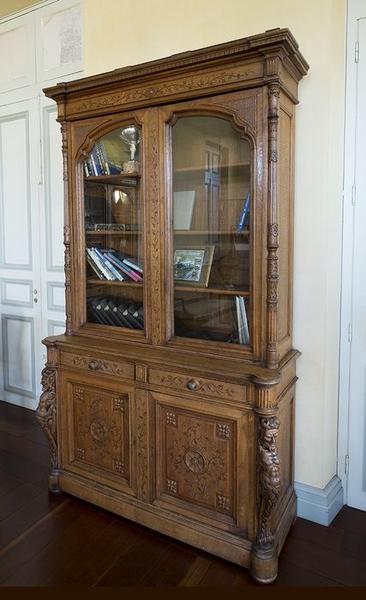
69, 111, 149, 341
150, 390, 255, 538
59, 370, 136, 496
158, 89, 266, 360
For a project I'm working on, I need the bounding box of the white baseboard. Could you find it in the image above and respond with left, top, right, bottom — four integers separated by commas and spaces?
295, 475, 344, 526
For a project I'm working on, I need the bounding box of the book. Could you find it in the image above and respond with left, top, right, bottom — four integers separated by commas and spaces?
87, 248, 113, 280
123, 257, 143, 274
86, 255, 106, 280
236, 192, 250, 232
93, 248, 124, 281
104, 250, 143, 282
235, 295, 249, 345
173, 191, 196, 230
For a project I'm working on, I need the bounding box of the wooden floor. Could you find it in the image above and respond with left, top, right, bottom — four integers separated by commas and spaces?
0, 401, 365, 587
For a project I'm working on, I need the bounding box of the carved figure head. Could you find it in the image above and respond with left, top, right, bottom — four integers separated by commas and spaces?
260, 416, 279, 452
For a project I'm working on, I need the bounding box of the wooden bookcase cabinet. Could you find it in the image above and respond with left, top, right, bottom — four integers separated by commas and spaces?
37, 29, 308, 583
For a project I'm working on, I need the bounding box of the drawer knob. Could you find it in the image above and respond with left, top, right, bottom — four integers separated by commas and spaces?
88, 359, 100, 371
186, 379, 200, 391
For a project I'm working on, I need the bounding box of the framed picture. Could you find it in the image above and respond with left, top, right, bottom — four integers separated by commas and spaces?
173, 245, 215, 287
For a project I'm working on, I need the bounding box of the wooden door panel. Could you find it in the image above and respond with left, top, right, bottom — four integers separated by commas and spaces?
151, 391, 255, 535
61, 371, 135, 495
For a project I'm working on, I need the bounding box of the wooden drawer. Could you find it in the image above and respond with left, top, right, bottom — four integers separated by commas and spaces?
60, 351, 134, 380
148, 368, 247, 403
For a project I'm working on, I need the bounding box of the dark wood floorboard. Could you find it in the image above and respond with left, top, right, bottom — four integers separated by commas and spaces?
0, 400, 365, 587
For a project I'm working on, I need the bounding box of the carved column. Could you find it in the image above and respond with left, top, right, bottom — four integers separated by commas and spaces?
60, 120, 72, 335
266, 84, 280, 368
36, 365, 61, 493
251, 376, 281, 583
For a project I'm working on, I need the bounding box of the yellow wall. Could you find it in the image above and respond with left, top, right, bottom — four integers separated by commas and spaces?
84, 0, 346, 489
0, 0, 40, 18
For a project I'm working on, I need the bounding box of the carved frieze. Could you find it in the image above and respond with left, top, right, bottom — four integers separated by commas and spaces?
71, 66, 261, 116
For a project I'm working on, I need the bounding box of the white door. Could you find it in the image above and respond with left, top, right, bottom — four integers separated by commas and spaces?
0, 100, 44, 409
0, 0, 82, 409
348, 16, 366, 511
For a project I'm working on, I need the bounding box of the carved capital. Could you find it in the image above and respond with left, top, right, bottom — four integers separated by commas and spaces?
256, 416, 281, 548
36, 367, 58, 470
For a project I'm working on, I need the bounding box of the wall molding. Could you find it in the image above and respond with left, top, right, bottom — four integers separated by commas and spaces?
295, 475, 344, 526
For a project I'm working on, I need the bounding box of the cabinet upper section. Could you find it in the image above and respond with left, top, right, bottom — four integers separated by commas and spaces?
43, 28, 309, 121
44, 29, 308, 369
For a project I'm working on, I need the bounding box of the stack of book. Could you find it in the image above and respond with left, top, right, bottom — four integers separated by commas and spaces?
86, 248, 143, 283
235, 296, 249, 345
88, 296, 144, 329
84, 140, 122, 176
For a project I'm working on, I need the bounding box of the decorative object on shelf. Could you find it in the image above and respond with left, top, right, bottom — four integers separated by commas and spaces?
173, 245, 215, 287
120, 125, 140, 174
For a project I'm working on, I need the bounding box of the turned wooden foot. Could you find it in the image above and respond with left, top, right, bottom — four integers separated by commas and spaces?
250, 543, 278, 584
48, 469, 62, 495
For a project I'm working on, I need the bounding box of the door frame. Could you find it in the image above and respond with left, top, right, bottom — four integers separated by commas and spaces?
338, 0, 366, 502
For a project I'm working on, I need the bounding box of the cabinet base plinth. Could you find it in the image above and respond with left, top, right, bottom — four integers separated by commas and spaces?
48, 469, 62, 495
250, 544, 278, 584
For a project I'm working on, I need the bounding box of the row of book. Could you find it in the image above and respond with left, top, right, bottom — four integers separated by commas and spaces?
88, 297, 144, 329
84, 140, 122, 177
87, 247, 143, 283
236, 192, 250, 232
235, 296, 249, 344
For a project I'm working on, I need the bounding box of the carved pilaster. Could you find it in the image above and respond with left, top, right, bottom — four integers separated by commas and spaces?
146, 108, 163, 344
256, 415, 281, 547
266, 84, 280, 368
60, 121, 72, 336
250, 414, 281, 583
36, 366, 61, 493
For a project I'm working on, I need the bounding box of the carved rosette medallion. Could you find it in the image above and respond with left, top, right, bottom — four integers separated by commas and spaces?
184, 450, 206, 474
256, 416, 281, 547
37, 367, 58, 469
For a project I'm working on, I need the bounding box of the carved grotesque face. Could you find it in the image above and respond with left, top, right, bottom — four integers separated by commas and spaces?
263, 427, 278, 451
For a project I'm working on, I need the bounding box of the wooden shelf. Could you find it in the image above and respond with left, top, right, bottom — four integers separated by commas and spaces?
174, 162, 250, 174
174, 230, 249, 236
87, 279, 143, 288
86, 230, 141, 236
175, 285, 249, 296
85, 173, 140, 184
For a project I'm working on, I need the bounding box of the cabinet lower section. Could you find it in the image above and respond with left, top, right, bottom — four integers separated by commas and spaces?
37, 339, 298, 583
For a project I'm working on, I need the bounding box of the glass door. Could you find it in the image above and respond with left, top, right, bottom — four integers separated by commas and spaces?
82, 124, 144, 332
171, 115, 251, 346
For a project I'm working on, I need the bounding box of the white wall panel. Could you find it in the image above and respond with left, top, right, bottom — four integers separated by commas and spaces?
0, 278, 33, 307
0, 113, 31, 268
0, 16, 35, 92
47, 281, 65, 311
2, 314, 35, 397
